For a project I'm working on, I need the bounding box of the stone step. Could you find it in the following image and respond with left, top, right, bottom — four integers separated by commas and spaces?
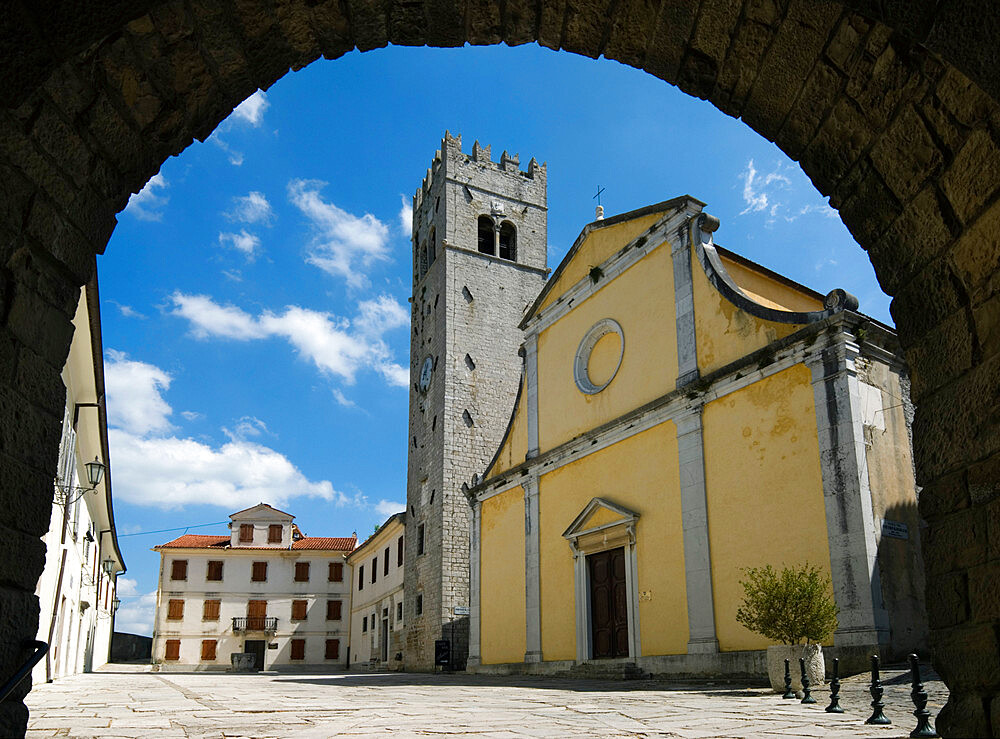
563, 660, 648, 680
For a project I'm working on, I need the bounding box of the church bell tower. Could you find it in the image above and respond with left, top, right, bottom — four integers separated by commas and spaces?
404, 132, 548, 669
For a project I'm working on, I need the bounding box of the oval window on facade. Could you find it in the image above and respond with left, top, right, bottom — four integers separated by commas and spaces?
574, 319, 624, 394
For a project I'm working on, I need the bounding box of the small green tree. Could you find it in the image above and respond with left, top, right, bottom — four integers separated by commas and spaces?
735, 564, 839, 645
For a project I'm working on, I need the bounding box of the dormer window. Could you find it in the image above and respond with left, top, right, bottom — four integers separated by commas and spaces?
239, 524, 253, 543
477, 216, 495, 255
268, 524, 282, 544
499, 222, 516, 261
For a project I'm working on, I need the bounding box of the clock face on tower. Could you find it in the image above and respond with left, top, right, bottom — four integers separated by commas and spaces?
419, 356, 434, 392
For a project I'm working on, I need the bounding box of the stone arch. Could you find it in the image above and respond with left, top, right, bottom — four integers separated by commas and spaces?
1, 1, 999, 735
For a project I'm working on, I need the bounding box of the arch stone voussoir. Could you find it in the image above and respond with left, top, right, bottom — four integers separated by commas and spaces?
1, 0, 1000, 735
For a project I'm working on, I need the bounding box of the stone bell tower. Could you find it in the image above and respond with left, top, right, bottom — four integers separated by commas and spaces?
404, 132, 548, 670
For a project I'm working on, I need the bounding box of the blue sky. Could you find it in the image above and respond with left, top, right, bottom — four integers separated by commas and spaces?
103, 44, 891, 634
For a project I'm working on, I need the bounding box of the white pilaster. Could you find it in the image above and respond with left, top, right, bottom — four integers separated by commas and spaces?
523, 477, 542, 663
806, 337, 890, 647
672, 224, 699, 387
467, 502, 482, 667
525, 334, 540, 459
675, 407, 720, 654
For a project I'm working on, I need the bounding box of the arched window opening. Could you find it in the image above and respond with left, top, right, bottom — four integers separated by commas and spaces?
499, 222, 516, 261
418, 240, 427, 276
428, 227, 436, 266
477, 216, 495, 255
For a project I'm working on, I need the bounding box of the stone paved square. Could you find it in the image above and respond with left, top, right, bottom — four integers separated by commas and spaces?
25, 664, 946, 737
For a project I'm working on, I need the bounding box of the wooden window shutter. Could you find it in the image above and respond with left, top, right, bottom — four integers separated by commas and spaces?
239, 523, 254, 542
167, 599, 184, 620
201, 640, 217, 661
326, 600, 342, 621
328, 562, 343, 582
290, 639, 305, 660
170, 560, 187, 581
206, 560, 223, 581
164, 639, 181, 660
397, 536, 403, 566
291, 600, 307, 621
247, 600, 267, 618
268, 524, 282, 543
294, 562, 310, 582
251, 561, 267, 581
202, 599, 220, 621
325, 639, 340, 660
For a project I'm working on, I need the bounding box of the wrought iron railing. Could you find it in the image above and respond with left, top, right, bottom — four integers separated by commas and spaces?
0, 641, 48, 702
232, 617, 277, 632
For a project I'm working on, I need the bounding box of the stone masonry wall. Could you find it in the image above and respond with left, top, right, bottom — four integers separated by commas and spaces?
405, 134, 547, 669
1, 1, 1000, 734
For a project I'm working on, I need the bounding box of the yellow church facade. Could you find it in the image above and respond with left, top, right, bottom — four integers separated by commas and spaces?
466, 197, 926, 676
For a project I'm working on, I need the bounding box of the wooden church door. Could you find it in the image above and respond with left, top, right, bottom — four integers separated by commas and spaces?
588, 547, 629, 659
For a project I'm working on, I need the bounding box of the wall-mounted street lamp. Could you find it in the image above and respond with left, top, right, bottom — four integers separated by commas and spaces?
111, 596, 121, 616
53, 456, 105, 506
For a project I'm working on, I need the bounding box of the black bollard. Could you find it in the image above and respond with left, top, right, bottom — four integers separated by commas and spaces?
782, 658, 795, 699
865, 654, 891, 725
800, 657, 816, 704
826, 657, 844, 713
908, 654, 938, 738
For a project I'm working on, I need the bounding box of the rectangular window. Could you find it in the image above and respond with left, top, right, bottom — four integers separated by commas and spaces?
358, 565, 364, 591
291, 599, 307, 621
397, 536, 403, 566
290, 638, 305, 661
167, 599, 184, 620
397, 602, 403, 622
268, 524, 282, 543
164, 639, 180, 661
294, 562, 310, 582
251, 561, 267, 582
239, 523, 254, 542
202, 599, 220, 621
362, 616, 367, 632
329, 562, 343, 582
206, 560, 223, 581
416, 594, 423, 616
417, 524, 425, 555
326, 600, 342, 621
201, 640, 217, 661
325, 639, 340, 660
371, 557, 377, 584
247, 599, 267, 617
384, 547, 389, 576
170, 559, 187, 581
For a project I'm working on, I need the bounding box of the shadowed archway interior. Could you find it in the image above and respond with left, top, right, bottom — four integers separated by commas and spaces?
1, 0, 998, 735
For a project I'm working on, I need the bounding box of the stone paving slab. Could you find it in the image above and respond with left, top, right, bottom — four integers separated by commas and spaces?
25, 664, 946, 738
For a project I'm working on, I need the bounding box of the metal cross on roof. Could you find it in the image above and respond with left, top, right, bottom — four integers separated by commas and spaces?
593, 185, 605, 206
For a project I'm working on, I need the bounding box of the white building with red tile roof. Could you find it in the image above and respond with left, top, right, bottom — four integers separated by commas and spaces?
150, 503, 356, 671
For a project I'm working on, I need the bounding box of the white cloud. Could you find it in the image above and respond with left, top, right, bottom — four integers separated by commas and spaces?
231, 90, 270, 127
104, 350, 174, 436
168, 292, 409, 388
289, 179, 391, 289
169, 292, 265, 340
738, 159, 838, 225
109, 429, 343, 511
226, 192, 274, 225
116, 577, 140, 597
331, 389, 356, 408
399, 195, 413, 237
224, 415, 269, 441
374, 500, 405, 518
124, 173, 168, 221
114, 589, 157, 636
219, 230, 262, 259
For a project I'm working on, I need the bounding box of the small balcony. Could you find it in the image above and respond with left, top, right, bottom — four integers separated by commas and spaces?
232, 617, 277, 632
